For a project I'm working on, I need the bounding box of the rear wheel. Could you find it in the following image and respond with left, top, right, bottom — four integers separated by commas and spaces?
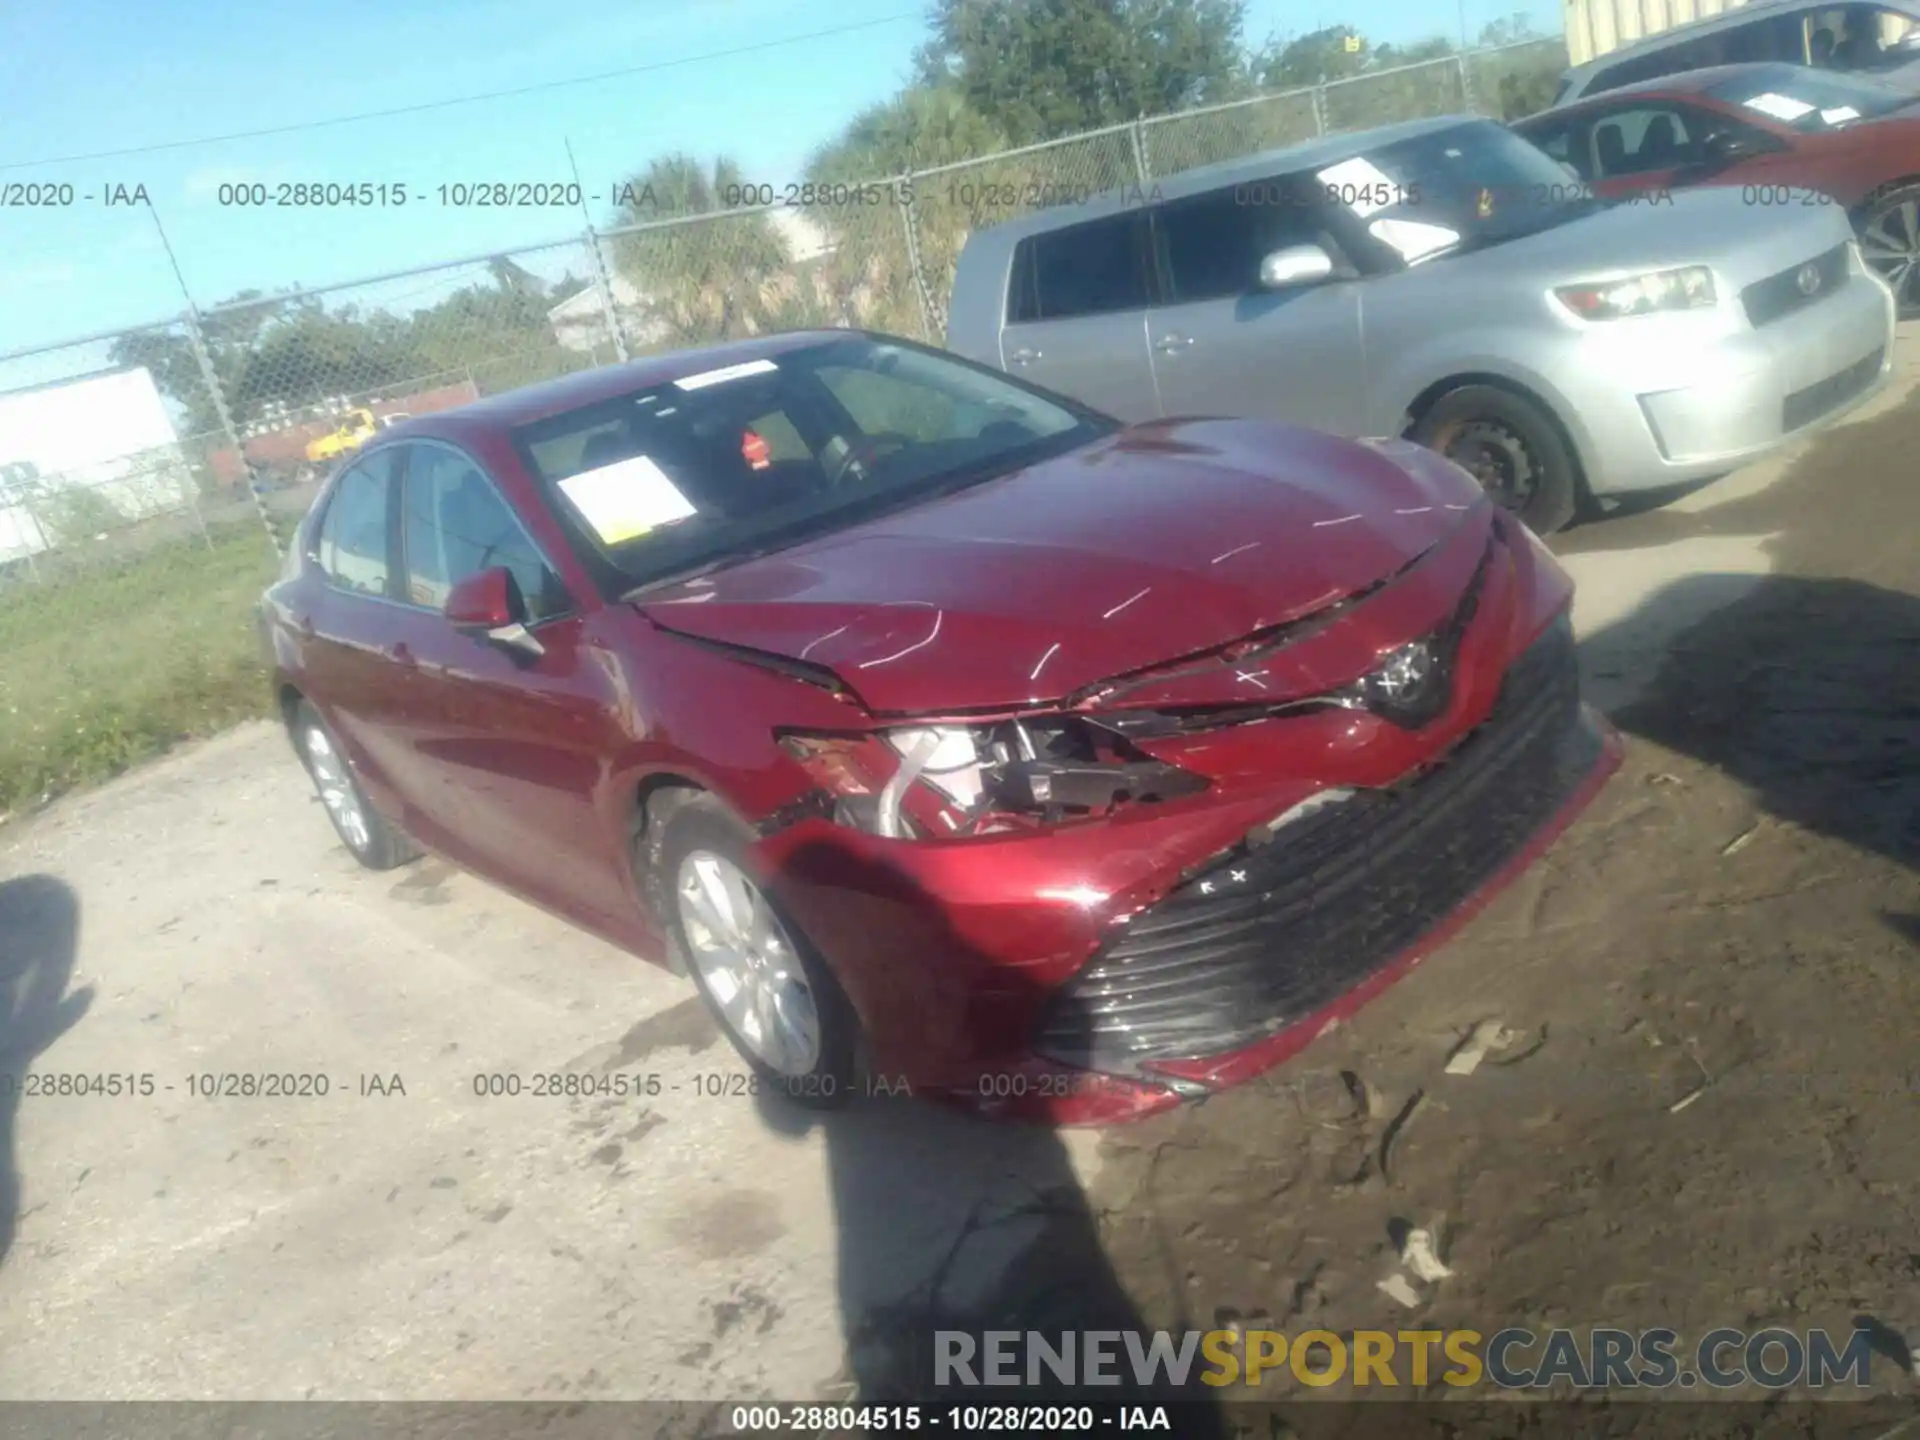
1857, 183, 1920, 319
1410, 384, 1581, 535
656, 795, 859, 1107
292, 700, 420, 871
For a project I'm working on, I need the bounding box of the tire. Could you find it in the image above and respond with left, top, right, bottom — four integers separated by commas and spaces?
655, 794, 859, 1108
1856, 183, 1920, 319
292, 700, 420, 871
1409, 384, 1581, 535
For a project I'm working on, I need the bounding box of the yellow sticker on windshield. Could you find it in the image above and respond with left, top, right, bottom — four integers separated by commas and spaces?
558, 455, 697, 545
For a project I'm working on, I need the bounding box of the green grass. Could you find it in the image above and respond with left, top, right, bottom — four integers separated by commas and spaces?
0, 526, 280, 814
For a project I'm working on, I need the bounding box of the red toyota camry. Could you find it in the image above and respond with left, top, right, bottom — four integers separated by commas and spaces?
260, 331, 1621, 1123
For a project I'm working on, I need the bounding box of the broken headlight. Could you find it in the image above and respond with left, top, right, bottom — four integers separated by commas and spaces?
778, 716, 1209, 840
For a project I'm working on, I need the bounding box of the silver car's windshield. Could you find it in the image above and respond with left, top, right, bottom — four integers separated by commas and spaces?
1330, 120, 1602, 265
1704, 65, 1915, 130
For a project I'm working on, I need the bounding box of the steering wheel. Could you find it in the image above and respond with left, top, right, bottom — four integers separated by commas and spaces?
825, 431, 913, 487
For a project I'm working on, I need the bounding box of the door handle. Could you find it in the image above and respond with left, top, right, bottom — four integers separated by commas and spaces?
1154, 334, 1194, 354
296, 615, 316, 640
384, 642, 417, 670
1007, 347, 1041, 366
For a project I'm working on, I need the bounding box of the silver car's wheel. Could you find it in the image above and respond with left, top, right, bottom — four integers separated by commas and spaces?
1859, 186, 1920, 319
303, 722, 371, 854
675, 849, 822, 1077
1411, 383, 1581, 535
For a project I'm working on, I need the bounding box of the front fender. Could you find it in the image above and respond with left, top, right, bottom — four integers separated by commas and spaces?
1372, 334, 1600, 485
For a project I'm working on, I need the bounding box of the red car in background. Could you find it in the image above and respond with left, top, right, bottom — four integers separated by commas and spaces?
1514, 62, 1920, 315
260, 330, 1620, 1123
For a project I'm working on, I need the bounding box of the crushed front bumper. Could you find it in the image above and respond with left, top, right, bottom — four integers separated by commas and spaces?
1038, 614, 1606, 1083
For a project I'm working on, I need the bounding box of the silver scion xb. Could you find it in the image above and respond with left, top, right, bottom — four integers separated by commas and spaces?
946, 114, 1897, 533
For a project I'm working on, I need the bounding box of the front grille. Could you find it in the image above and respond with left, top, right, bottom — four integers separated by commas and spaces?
1740, 243, 1848, 328
1035, 615, 1600, 1071
1782, 346, 1885, 433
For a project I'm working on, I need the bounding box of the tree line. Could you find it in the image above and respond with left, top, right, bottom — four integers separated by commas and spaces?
114, 0, 1569, 449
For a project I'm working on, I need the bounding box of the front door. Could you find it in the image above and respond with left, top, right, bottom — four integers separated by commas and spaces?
385, 440, 633, 929
1144, 178, 1368, 435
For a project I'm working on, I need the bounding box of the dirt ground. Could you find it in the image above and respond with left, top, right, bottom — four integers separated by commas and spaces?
0, 355, 1916, 1437
887, 390, 1920, 1432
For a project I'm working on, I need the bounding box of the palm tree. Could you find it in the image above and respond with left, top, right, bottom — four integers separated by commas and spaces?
607, 154, 794, 348
804, 85, 1011, 338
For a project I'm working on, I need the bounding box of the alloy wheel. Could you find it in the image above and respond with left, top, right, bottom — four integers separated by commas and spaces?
1860, 195, 1920, 316
675, 850, 822, 1077
302, 723, 371, 854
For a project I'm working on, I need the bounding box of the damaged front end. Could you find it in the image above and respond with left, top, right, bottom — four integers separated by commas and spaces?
776, 713, 1213, 841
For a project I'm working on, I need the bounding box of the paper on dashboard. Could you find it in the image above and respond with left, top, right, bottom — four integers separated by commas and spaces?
558, 455, 697, 545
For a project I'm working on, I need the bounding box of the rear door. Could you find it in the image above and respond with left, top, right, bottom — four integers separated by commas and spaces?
298, 447, 417, 818
1143, 175, 1368, 435
997, 210, 1161, 421
385, 439, 632, 927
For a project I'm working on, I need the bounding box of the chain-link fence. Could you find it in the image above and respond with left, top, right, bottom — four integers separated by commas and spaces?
0, 35, 1566, 591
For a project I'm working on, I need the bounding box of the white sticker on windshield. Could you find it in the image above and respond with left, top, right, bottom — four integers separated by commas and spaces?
1315, 156, 1405, 216
673, 358, 778, 391
1819, 105, 1862, 123
558, 455, 697, 545
1742, 91, 1816, 121
1367, 217, 1461, 263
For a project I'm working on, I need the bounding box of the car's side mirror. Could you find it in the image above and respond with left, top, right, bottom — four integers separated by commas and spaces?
445, 566, 544, 657
1701, 130, 1759, 165
1258, 244, 1337, 290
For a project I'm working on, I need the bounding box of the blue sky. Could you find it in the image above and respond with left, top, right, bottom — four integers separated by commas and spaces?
0, 0, 1560, 361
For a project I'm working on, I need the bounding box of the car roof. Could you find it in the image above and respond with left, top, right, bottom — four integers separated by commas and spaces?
1526, 59, 1866, 114
969, 114, 1483, 247
395, 329, 866, 439
1560, 0, 1829, 85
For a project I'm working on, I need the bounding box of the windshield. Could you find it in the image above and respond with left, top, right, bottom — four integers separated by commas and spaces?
513, 336, 1113, 590
1705, 64, 1912, 129
1329, 120, 1600, 265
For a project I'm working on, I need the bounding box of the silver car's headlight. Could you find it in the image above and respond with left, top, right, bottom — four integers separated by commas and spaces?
1553, 265, 1716, 321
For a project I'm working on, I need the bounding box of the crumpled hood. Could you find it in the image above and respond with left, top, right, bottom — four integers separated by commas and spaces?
635, 419, 1488, 715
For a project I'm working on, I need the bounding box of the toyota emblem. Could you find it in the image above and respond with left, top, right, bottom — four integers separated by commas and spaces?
1796, 263, 1823, 297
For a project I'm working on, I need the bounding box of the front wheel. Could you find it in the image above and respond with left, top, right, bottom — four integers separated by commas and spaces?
1857, 184, 1920, 319
1409, 384, 1581, 535
656, 795, 859, 1107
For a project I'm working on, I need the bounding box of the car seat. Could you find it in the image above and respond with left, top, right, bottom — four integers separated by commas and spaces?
1640, 114, 1681, 166
1597, 126, 1629, 174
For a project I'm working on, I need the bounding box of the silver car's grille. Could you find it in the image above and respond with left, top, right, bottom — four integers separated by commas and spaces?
1741, 244, 1849, 328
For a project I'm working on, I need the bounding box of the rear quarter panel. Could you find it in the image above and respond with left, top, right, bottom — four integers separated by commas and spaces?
946, 227, 1014, 365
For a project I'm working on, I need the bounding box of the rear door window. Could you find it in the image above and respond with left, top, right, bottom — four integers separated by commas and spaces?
1006, 213, 1150, 322
316, 450, 399, 599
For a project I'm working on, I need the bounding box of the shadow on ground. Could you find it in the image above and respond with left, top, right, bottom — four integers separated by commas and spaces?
755, 838, 1228, 1435
1608, 572, 1919, 942
0, 873, 87, 1269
